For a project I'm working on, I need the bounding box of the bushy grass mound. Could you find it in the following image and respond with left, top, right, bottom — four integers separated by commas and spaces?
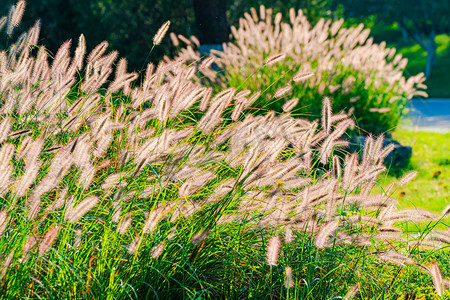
0, 1, 449, 299
175, 5, 428, 136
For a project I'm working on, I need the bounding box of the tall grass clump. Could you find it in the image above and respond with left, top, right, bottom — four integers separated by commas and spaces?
175, 5, 428, 136
0, 1, 449, 299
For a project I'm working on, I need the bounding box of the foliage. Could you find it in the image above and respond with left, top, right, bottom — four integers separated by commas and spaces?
0, 0, 197, 71
176, 6, 427, 136
397, 34, 450, 98
338, 0, 450, 77
363, 22, 450, 97
338, 0, 450, 40
0, 2, 449, 299
0, 0, 338, 72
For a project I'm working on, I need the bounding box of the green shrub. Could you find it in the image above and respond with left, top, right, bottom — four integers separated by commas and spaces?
176, 5, 427, 136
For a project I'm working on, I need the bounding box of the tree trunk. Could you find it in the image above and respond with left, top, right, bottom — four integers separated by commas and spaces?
424, 29, 437, 78
192, 0, 230, 44
400, 26, 410, 44
407, 23, 437, 78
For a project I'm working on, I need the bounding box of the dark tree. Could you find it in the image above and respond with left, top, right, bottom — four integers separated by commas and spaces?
192, 0, 230, 44
1, 0, 197, 71
0, 0, 87, 55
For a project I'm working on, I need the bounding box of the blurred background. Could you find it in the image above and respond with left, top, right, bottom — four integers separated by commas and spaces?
1, 0, 449, 97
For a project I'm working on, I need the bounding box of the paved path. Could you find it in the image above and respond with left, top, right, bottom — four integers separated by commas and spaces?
401, 99, 450, 132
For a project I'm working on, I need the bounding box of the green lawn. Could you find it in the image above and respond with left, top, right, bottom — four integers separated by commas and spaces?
376, 129, 450, 231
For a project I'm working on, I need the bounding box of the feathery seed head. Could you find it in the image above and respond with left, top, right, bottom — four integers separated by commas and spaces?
293, 72, 314, 82
6, 0, 25, 36
344, 284, 360, 300
282, 98, 298, 112
284, 226, 294, 244
170, 32, 179, 47
266, 234, 281, 266
274, 84, 292, 98
150, 242, 165, 258
0, 252, 14, 280
200, 56, 215, 69
265, 53, 286, 66
430, 263, 444, 297
73, 229, 82, 250
0, 210, 11, 235
315, 221, 338, 249
65, 196, 99, 223
178, 34, 191, 45
0, 17, 7, 32
191, 230, 209, 245
153, 21, 171, 46
397, 171, 418, 186
284, 266, 295, 288
118, 214, 132, 234
38, 224, 61, 257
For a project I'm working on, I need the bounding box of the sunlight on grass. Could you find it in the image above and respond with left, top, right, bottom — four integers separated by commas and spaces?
375, 129, 450, 230
398, 34, 450, 98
